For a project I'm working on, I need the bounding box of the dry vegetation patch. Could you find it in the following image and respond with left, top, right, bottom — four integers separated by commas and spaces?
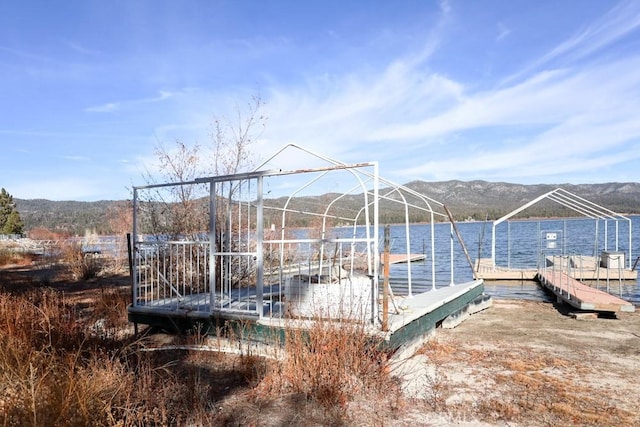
411, 299, 640, 426
2, 252, 639, 426
0, 253, 408, 426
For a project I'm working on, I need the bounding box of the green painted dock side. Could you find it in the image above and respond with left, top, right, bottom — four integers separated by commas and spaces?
384, 280, 485, 350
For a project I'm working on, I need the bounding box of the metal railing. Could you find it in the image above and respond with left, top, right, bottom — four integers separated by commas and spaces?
134, 241, 211, 314
593, 253, 624, 297
132, 237, 376, 321
130, 144, 472, 328
539, 252, 626, 298
540, 254, 578, 301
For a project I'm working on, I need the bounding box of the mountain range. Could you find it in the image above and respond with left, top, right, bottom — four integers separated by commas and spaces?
14, 180, 640, 235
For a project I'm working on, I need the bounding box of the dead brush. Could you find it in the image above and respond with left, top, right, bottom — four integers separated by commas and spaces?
0, 289, 82, 351
413, 339, 455, 411
417, 338, 458, 363
91, 287, 131, 335
254, 317, 400, 415
0, 289, 119, 425
59, 240, 101, 280
0, 287, 224, 426
0, 247, 36, 267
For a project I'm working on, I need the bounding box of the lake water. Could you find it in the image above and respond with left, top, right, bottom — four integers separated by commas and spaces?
363, 215, 640, 305
121, 214, 639, 306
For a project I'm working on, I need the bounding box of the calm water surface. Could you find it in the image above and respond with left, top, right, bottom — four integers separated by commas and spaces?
344, 215, 640, 305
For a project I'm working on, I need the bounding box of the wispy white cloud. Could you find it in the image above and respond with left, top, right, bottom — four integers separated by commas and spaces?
503, 0, 640, 85
0, 128, 137, 139
0, 45, 54, 63
259, 20, 454, 165
60, 155, 91, 162
74, 0, 640, 194
85, 102, 119, 113
258, 49, 640, 180
253, 2, 640, 184
65, 40, 101, 56
496, 23, 511, 41
542, 0, 640, 64
84, 90, 175, 113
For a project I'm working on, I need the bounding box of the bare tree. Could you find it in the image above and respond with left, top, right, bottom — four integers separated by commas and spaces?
106, 201, 133, 271
143, 96, 265, 236
139, 96, 267, 288
208, 95, 265, 177
204, 97, 265, 277
151, 141, 207, 238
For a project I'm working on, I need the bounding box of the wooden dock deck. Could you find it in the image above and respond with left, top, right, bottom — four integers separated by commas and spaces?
474, 258, 538, 280
387, 253, 426, 264
474, 257, 638, 281
537, 271, 635, 313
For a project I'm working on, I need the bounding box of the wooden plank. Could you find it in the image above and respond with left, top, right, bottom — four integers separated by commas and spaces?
474, 258, 537, 280
475, 257, 638, 281
537, 271, 635, 313
388, 253, 426, 264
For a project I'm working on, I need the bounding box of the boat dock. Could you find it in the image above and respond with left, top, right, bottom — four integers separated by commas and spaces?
128, 144, 492, 352
474, 256, 638, 282
475, 258, 538, 280
537, 270, 635, 313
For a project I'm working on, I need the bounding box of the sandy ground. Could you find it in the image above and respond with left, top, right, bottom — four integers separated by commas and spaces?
393, 298, 640, 426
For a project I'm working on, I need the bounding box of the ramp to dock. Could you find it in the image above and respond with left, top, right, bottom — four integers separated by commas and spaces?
537, 271, 635, 313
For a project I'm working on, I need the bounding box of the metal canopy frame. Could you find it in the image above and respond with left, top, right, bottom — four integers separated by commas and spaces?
130, 144, 466, 325
490, 188, 633, 269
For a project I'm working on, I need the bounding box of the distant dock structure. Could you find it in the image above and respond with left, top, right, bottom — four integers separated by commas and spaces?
473, 188, 636, 310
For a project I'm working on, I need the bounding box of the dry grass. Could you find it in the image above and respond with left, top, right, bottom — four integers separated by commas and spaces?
416, 338, 638, 426
0, 251, 413, 426
0, 250, 259, 427
6, 247, 637, 426
263, 321, 395, 406
214, 318, 404, 425
58, 240, 101, 281
0, 247, 38, 267
0, 284, 265, 426
0, 289, 118, 425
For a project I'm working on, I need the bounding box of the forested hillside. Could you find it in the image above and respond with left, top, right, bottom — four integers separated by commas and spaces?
406, 181, 640, 220
15, 199, 120, 235
13, 181, 640, 235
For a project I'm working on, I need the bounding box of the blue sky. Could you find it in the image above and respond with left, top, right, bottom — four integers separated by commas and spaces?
2, 0, 640, 201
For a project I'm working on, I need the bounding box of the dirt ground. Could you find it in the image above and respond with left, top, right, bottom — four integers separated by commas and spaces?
394, 298, 640, 426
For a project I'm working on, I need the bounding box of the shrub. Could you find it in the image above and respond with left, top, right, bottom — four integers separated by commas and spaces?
59, 240, 101, 280
255, 318, 400, 415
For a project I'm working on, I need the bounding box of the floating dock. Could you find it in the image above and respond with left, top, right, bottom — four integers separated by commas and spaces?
553, 255, 638, 281
383, 279, 487, 349
537, 270, 635, 313
129, 279, 488, 350
475, 258, 538, 280
475, 257, 637, 282
387, 253, 426, 264
128, 144, 491, 352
